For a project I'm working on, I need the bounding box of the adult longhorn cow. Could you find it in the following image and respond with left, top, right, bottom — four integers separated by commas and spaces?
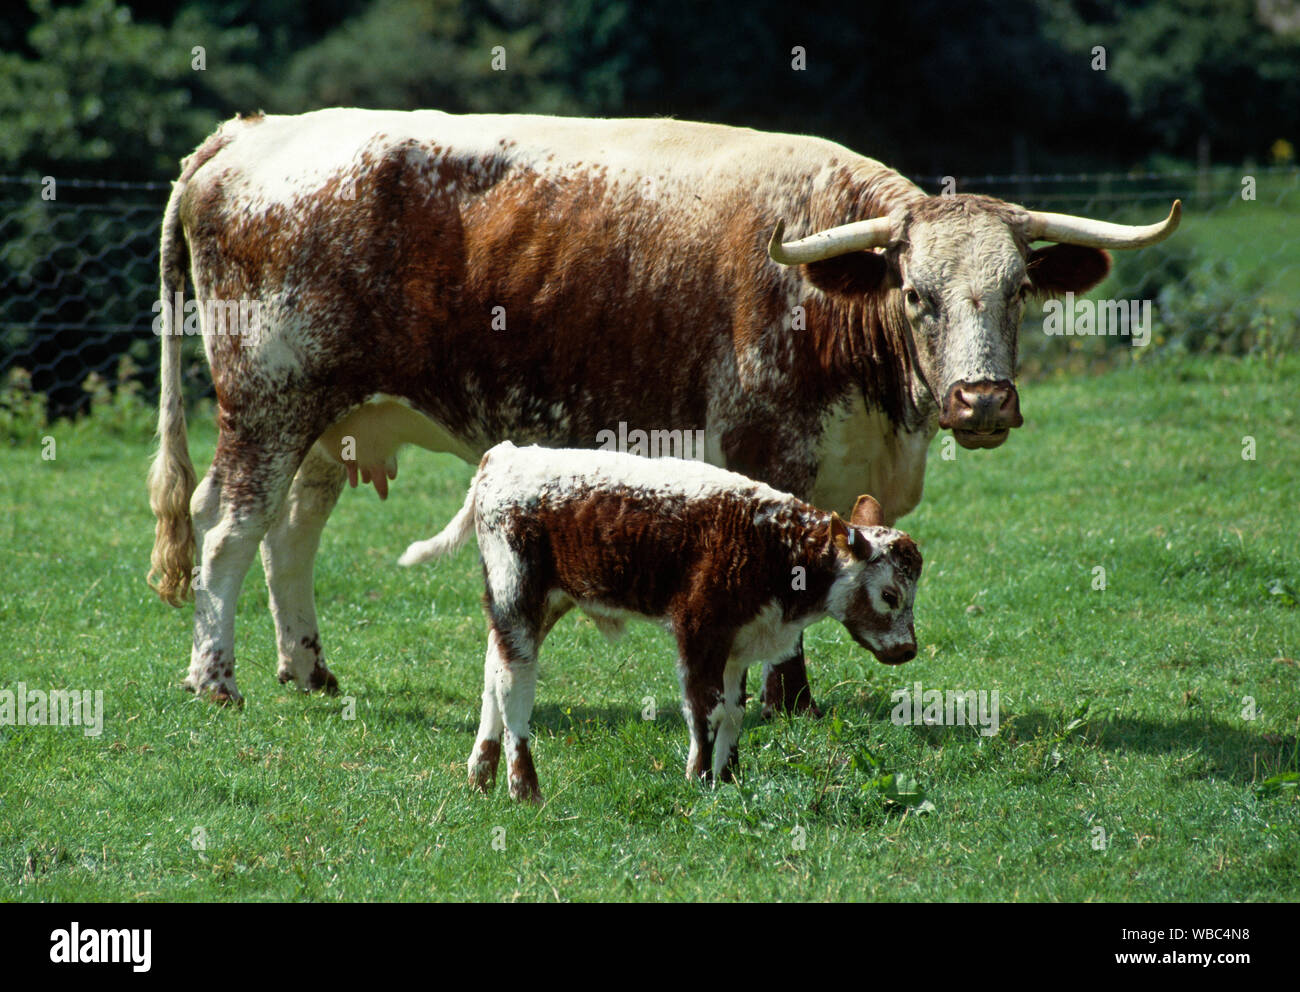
147, 109, 1179, 709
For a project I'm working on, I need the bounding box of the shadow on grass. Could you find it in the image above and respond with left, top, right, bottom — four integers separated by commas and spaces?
1000, 709, 1298, 783
279, 681, 1299, 789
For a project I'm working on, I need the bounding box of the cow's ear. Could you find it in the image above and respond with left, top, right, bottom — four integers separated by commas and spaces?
802, 251, 890, 298
1027, 244, 1111, 296
849, 493, 884, 528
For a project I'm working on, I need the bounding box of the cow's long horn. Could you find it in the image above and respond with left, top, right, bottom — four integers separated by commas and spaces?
1025, 200, 1181, 249
767, 215, 896, 265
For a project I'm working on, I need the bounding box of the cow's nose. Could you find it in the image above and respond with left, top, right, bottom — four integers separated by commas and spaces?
940, 379, 1023, 435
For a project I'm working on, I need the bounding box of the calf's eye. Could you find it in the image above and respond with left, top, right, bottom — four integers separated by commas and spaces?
882, 589, 900, 609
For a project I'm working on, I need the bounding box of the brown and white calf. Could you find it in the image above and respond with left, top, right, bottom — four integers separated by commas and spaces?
398, 442, 922, 802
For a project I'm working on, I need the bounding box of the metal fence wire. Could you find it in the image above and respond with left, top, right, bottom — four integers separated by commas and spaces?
2, 165, 1296, 420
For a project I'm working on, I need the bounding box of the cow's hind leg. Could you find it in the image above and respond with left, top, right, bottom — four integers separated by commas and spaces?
760, 636, 822, 719
260, 445, 346, 693
185, 436, 303, 705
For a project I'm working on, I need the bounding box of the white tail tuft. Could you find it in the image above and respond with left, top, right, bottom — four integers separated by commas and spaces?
147, 178, 198, 605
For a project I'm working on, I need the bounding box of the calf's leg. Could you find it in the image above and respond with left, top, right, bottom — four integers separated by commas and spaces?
677, 639, 731, 782
468, 595, 568, 796
713, 660, 748, 783
467, 626, 508, 793
492, 625, 542, 804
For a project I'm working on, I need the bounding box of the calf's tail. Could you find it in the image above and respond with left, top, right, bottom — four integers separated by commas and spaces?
398, 451, 491, 566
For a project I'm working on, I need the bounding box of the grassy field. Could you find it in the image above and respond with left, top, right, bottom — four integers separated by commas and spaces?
1, 353, 1297, 901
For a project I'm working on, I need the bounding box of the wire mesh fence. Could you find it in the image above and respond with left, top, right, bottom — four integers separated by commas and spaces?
2, 165, 1296, 421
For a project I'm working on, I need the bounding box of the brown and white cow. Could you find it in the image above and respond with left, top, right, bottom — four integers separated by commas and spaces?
147, 108, 1179, 709
397, 441, 922, 801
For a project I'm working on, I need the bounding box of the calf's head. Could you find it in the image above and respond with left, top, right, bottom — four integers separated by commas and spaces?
770, 195, 1180, 448
824, 494, 923, 665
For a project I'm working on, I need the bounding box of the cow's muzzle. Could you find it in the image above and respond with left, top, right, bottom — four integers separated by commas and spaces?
939, 379, 1023, 449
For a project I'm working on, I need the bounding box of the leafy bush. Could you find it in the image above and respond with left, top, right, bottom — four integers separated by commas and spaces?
1155, 259, 1300, 359
0, 367, 49, 446
74, 355, 156, 440
1, 355, 157, 446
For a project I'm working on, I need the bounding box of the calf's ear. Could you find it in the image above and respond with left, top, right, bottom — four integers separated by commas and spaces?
1027, 244, 1111, 296
830, 512, 872, 561
850, 493, 884, 528
830, 512, 853, 557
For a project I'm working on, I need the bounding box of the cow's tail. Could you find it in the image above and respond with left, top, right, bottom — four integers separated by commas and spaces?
398, 449, 496, 566
146, 177, 198, 606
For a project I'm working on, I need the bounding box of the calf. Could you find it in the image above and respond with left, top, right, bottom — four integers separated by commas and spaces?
399, 442, 922, 802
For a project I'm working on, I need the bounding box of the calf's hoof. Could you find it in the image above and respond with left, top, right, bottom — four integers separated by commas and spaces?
468, 741, 502, 793
509, 781, 544, 805
507, 741, 542, 804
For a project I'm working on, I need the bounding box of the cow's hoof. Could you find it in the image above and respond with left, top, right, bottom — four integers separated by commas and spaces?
208, 687, 245, 707
760, 694, 822, 721
306, 662, 340, 695
190, 683, 244, 707
278, 662, 340, 695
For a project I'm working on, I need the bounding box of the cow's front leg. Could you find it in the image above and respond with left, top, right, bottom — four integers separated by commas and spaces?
760, 636, 822, 719
186, 441, 300, 705
260, 445, 346, 694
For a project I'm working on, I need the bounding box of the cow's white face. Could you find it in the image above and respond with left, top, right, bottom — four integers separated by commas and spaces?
898, 207, 1029, 449
794, 194, 1112, 451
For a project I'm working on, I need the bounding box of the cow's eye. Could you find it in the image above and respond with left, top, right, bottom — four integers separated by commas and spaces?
904, 288, 921, 308
1014, 282, 1031, 302
882, 588, 900, 609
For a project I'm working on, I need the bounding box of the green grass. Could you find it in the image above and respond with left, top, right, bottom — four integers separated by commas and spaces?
1, 353, 1298, 901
